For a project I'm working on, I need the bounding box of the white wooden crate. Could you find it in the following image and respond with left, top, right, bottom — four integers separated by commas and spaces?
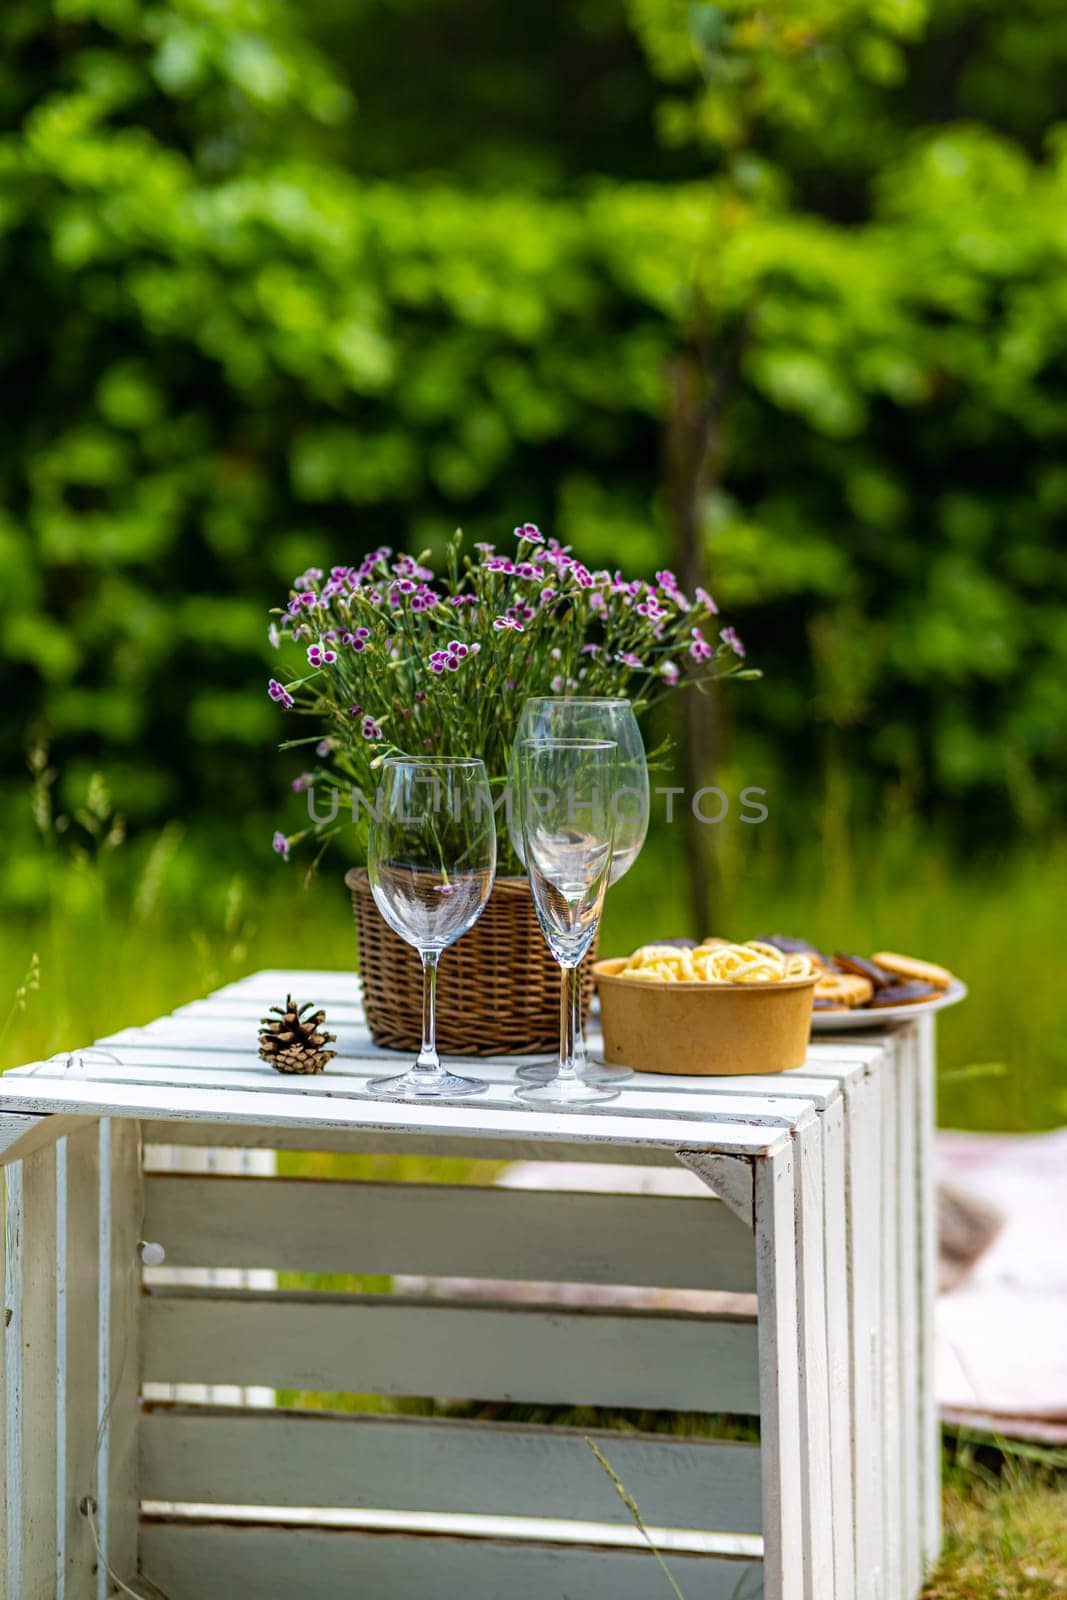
0, 970, 939, 1600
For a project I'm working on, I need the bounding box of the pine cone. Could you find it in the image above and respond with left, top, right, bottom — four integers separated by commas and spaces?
258, 995, 337, 1075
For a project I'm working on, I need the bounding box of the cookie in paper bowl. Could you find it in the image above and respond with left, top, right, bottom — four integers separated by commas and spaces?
593, 941, 818, 1077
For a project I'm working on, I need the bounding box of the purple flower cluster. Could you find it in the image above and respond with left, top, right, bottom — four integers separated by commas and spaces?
268, 524, 747, 869
429, 640, 480, 674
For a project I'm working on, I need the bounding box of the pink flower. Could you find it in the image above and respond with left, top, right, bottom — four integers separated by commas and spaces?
719, 626, 745, 658
362, 716, 383, 739
514, 523, 544, 544
272, 831, 290, 860
291, 774, 312, 793
268, 679, 294, 709
307, 642, 337, 667
696, 586, 718, 614
661, 659, 681, 685
493, 615, 524, 632
689, 627, 713, 663
616, 652, 644, 670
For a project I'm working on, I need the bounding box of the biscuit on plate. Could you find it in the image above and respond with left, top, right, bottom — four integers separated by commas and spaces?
872, 952, 952, 991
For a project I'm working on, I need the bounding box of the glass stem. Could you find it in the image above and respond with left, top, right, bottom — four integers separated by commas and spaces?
416, 950, 441, 1075
558, 963, 579, 1082
571, 964, 587, 1070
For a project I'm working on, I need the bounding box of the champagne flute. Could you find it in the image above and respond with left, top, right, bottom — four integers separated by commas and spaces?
366, 757, 495, 1100
515, 738, 619, 1106
509, 698, 649, 1083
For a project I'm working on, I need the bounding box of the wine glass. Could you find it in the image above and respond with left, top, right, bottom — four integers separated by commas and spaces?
508, 698, 649, 881
515, 738, 619, 1106
366, 757, 495, 1100
509, 698, 649, 1082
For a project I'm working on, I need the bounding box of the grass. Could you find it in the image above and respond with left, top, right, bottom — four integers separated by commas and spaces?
3, 812, 1065, 1133
923, 1439, 1067, 1599
1, 800, 1064, 1591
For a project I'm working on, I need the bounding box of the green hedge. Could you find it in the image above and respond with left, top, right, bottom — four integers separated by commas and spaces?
1, 0, 1065, 867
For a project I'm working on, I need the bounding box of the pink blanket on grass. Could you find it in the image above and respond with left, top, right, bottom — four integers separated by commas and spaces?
935, 1128, 1067, 1444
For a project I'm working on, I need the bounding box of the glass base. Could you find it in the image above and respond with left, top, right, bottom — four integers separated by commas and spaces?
366, 1068, 488, 1101
515, 1057, 632, 1085
516, 1075, 620, 1107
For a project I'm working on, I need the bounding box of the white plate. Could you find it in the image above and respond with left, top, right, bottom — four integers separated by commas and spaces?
810, 977, 968, 1032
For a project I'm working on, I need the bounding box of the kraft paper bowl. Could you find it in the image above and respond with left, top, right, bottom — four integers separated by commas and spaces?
593, 958, 817, 1076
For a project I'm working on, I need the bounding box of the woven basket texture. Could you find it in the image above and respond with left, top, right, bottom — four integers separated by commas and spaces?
346, 868, 597, 1055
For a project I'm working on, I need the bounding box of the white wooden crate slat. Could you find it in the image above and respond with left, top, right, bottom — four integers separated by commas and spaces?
820, 1094, 856, 1600
846, 1066, 884, 1600
140, 1518, 763, 1600
142, 1172, 757, 1290
142, 1287, 760, 1413
140, 1138, 276, 1412
0, 1074, 796, 1159
57, 1125, 101, 1600
84, 1041, 844, 1108
896, 1026, 922, 1597
6, 1143, 59, 1600
140, 1405, 764, 1534
141, 1120, 691, 1166
753, 1137, 804, 1600
879, 1048, 903, 1600
794, 1114, 835, 1600
18, 1055, 822, 1132
0, 1160, 5, 1587
97, 1120, 142, 1598
915, 1014, 941, 1572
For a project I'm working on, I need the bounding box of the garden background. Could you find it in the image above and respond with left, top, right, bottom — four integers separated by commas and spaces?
1, 3, 1065, 1586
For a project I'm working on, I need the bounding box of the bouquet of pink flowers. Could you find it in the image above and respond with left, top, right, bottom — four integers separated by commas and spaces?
268, 523, 752, 871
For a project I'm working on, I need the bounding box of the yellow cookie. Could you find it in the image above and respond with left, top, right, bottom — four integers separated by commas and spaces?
815, 972, 873, 1009
872, 951, 952, 991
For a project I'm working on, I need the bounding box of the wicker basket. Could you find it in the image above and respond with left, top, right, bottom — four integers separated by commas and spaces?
346, 868, 597, 1055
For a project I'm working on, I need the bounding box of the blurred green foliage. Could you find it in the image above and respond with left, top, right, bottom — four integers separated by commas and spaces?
1, 0, 1065, 874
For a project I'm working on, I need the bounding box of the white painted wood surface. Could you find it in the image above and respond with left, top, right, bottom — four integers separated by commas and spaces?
820, 1093, 856, 1600
140, 1405, 764, 1533
142, 1172, 757, 1290
57, 1125, 101, 1599
916, 1014, 941, 1573
140, 1518, 764, 1600
794, 1113, 835, 1600
141, 1141, 276, 1411
93, 1120, 142, 1598
143, 1287, 760, 1412
10, 1144, 59, 1600
754, 1137, 804, 1600
0, 968, 940, 1600
879, 1044, 903, 1600
896, 1026, 922, 1598
0, 1112, 92, 1169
